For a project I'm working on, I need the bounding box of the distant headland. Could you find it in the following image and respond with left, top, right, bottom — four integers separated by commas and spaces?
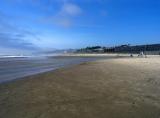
76, 43, 160, 55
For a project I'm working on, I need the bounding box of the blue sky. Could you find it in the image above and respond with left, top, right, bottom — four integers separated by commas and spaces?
0, 0, 160, 54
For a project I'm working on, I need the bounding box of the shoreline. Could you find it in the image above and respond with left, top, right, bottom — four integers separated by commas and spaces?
0, 55, 121, 84
60, 53, 160, 57
0, 55, 123, 85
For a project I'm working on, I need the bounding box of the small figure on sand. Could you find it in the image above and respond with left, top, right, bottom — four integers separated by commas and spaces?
130, 54, 133, 57
138, 51, 147, 58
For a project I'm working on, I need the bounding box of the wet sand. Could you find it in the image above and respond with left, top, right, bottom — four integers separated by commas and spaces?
0, 56, 107, 83
0, 57, 160, 118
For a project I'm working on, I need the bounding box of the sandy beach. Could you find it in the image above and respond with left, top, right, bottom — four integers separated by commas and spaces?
0, 57, 160, 118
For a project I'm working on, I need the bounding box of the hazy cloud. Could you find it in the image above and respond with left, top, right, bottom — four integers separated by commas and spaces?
59, 3, 82, 16
40, 2, 82, 28
0, 32, 35, 50
54, 3, 82, 27
0, 11, 40, 51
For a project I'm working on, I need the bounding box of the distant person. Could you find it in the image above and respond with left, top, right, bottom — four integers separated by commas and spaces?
130, 54, 133, 57
138, 51, 144, 57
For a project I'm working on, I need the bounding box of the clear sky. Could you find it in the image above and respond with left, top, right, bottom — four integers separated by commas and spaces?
0, 0, 160, 54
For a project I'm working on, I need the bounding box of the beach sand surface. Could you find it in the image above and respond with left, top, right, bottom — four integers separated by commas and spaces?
0, 57, 160, 118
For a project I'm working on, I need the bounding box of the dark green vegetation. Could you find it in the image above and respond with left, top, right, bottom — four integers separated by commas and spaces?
77, 44, 160, 55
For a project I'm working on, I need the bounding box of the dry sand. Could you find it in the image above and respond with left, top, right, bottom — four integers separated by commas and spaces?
0, 57, 160, 118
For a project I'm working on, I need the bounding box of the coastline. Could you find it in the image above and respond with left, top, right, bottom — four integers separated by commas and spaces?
0, 56, 160, 118
0, 55, 112, 84
60, 53, 160, 58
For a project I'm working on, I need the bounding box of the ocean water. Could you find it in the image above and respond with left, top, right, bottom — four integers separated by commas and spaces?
0, 56, 107, 83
